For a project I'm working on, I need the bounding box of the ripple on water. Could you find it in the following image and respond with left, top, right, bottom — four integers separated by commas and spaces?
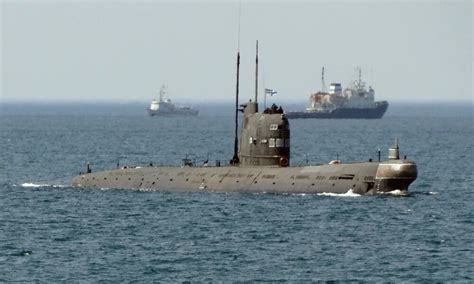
10, 250, 33, 257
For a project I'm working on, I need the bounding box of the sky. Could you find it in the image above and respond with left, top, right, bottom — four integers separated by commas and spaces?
1, 0, 472, 104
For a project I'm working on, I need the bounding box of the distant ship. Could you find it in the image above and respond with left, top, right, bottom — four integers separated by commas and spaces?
286, 68, 388, 119
146, 86, 198, 116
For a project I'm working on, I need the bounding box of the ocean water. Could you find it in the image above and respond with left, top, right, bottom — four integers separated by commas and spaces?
0, 103, 473, 281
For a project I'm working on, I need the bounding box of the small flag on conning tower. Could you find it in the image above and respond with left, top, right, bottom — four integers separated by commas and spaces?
265, 88, 277, 96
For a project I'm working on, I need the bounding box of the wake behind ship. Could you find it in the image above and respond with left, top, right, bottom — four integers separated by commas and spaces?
286, 68, 388, 119
146, 86, 198, 117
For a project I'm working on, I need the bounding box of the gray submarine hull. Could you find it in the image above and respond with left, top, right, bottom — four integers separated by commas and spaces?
71, 160, 417, 195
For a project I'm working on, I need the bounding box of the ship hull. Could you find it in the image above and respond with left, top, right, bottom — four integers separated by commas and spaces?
72, 159, 416, 195
286, 101, 388, 119
146, 109, 198, 117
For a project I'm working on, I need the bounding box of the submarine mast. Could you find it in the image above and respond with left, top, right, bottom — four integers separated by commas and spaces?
255, 40, 259, 104
231, 51, 241, 165
231, 2, 242, 166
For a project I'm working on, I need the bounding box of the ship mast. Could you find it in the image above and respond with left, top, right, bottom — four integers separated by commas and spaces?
358, 68, 362, 86
159, 85, 165, 102
321, 66, 326, 92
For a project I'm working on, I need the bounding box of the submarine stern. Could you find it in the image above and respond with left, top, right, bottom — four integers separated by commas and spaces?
375, 160, 417, 193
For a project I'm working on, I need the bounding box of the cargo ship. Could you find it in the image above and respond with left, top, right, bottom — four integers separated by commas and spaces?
146, 86, 198, 116
286, 68, 388, 119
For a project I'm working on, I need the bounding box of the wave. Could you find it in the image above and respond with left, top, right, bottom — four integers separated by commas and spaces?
20, 183, 49, 188
317, 189, 361, 197
380, 189, 409, 196
19, 183, 67, 188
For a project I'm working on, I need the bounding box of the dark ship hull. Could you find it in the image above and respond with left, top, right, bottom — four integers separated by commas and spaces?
146, 109, 198, 117
72, 160, 417, 195
286, 101, 388, 119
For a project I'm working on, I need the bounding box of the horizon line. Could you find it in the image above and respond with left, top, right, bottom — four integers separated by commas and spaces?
1, 98, 473, 105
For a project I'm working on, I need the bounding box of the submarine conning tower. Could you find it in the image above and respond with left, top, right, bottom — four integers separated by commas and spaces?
238, 101, 290, 167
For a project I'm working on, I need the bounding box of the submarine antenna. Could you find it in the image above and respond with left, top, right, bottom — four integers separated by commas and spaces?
231, 1, 242, 165
255, 40, 258, 103
262, 66, 266, 109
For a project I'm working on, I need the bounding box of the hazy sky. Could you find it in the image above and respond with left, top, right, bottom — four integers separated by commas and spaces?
1, 0, 472, 104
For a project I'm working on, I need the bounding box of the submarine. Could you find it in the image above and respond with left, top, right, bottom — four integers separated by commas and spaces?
72, 42, 417, 195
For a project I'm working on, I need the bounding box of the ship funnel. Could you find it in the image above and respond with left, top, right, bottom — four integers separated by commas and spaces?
388, 138, 400, 160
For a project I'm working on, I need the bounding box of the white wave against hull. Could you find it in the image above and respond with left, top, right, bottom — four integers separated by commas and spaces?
317, 189, 361, 197
20, 183, 66, 188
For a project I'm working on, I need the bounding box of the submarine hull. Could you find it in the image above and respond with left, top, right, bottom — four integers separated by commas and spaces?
72, 160, 416, 195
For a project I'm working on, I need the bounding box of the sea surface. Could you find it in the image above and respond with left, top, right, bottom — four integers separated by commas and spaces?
0, 103, 473, 281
